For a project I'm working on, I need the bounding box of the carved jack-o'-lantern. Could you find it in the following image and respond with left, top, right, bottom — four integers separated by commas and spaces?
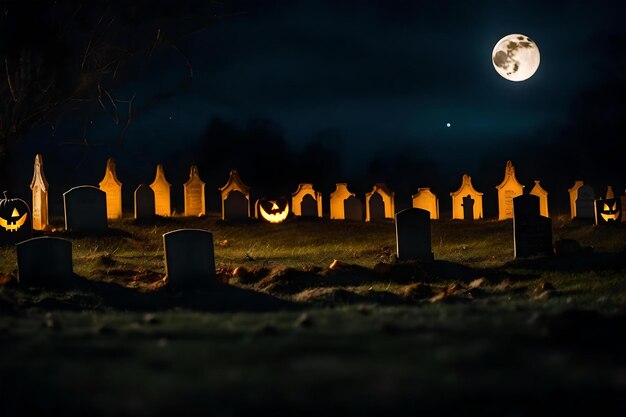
0, 191, 33, 245
258, 198, 290, 223
595, 197, 621, 224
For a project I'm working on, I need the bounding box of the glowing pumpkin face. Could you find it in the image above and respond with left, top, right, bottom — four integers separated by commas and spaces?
0, 191, 33, 245
595, 198, 621, 225
0, 207, 28, 232
258, 199, 290, 224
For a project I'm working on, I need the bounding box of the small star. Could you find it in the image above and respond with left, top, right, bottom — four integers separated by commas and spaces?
169, 116, 172, 120
446, 122, 451, 128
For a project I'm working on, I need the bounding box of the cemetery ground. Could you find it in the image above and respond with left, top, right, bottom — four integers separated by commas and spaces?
1, 215, 626, 415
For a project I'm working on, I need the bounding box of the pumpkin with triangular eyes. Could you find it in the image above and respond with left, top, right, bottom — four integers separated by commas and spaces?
0, 191, 33, 245
257, 198, 290, 223
594, 197, 621, 225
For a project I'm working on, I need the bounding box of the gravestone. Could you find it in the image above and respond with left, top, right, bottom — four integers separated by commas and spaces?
513, 195, 553, 258
29, 154, 49, 231
395, 208, 433, 261
495, 160, 524, 220
330, 183, 354, 220
344, 196, 363, 221
16, 237, 73, 286
219, 170, 250, 220
134, 184, 155, 222
224, 191, 249, 220
300, 194, 318, 217
529, 180, 549, 217
0, 192, 33, 246
184, 166, 206, 217
568, 180, 584, 219
514, 194, 540, 218
412, 188, 439, 219
365, 184, 395, 221
368, 192, 385, 221
292, 183, 322, 217
462, 195, 475, 221
150, 164, 171, 217
63, 186, 108, 233
163, 229, 216, 288
605, 186, 615, 199
575, 185, 595, 219
98, 158, 123, 220
450, 174, 483, 220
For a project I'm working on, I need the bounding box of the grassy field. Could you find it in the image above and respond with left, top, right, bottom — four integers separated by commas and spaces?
1, 214, 626, 416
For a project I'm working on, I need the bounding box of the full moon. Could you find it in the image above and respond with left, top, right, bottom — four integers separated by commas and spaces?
492, 34, 540, 82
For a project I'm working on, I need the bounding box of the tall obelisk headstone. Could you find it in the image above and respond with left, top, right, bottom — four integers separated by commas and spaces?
184, 166, 206, 217
29, 154, 49, 231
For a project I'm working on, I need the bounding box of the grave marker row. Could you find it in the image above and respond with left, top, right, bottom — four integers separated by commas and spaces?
22, 154, 624, 226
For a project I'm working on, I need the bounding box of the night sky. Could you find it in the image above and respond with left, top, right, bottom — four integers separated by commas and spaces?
3, 0, 626, 214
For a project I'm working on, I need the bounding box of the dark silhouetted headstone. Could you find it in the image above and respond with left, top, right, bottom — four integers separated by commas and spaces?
514, 193, 540, 218
224, 190, 249, 220
575, 185, 595, 219
63, 186, 108, 233
513, 195, 553, 258
344, 196, 363, 221
16, 237, 73, 285
300, 194, 318, 217
163, 229, 216, 288
369, 192, 385, 221
395, 208, 433, 261
462, 195, 475, 220
134, 184, 155, 222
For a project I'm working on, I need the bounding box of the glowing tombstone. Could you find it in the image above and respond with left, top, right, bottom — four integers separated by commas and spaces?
365, 184, 395, 222
595, 186, 621, 225
16, 237, 73, 286
219, 170, 250, 220
29, 154, 49, 231
134, 184, 155, 222
575, 185, 595, 220
292, 183, 322, 217
395, 208, 433, 261
184, 166, 206, 217
450, 174, 483, 220
412, 188, 439, 220
495, 160, 524, 220
0, 192, 33, 246
529, 180, 549, 217
150, 165, 172, 217
163, 229, 216, 288
330, 183, 362, 221
513, 194, 553, 258
606, 186, 615, 199
567, 181, 584, 219
98, 158, 123, 220
63, 186, 107, 233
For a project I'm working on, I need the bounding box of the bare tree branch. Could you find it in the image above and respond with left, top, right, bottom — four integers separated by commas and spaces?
4, 59, 17, 103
